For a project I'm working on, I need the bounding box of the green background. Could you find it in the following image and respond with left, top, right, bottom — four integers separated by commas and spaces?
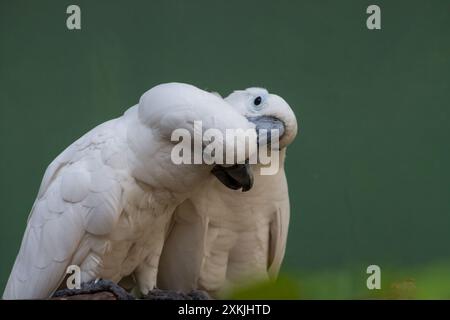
1, 0, 449, 298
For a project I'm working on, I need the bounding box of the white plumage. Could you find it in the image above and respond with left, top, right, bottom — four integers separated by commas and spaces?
158, 88, 298, 297
3, 82, 256, 299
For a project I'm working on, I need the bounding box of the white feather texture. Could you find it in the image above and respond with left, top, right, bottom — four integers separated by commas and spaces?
158, 88, 298, 296
3, 82, 255, 299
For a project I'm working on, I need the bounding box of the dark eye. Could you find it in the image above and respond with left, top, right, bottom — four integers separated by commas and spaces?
253, 96, 262, 106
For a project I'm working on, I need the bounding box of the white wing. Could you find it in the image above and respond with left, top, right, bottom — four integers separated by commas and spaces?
267, 180, 290, 279
3, 120, 124, 299
158, 199, 208, 291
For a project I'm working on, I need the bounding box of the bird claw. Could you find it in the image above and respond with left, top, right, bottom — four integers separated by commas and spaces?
52, 279, 135, 300
142, 288, 211, 300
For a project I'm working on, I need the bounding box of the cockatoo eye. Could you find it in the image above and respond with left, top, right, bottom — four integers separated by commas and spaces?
253, 96, 262, 106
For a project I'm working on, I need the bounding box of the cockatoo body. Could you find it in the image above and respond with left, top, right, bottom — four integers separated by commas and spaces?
3, 83, 255, 299
158, 88, 298, 297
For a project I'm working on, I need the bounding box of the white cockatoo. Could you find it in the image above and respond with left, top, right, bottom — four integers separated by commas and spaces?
3, 82, 257, 299
158, 87, 298, 297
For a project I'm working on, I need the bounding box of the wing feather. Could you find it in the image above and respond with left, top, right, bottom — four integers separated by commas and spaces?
267, 177, 290, 279
3, 122, 124, 299
158, 199, 208, 291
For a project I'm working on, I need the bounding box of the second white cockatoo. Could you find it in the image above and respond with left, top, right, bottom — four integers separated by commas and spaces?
158, 87, 298, 297
3, 82, 258, 299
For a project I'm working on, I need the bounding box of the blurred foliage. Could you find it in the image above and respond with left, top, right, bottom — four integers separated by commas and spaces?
225, 260, 450, 299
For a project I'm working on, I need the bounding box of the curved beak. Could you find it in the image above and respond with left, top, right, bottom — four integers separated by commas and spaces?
211, 161, 253, 192
211, 116, 284, 192
246, 115, 285, 146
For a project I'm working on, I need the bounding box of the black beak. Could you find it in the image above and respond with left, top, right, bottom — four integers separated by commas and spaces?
211, 161, 254, 192
246, 115, 285, 146
210, 116, 284, 192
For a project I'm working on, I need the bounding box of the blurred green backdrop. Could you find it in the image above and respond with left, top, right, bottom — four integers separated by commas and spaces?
1, 0, 449, 298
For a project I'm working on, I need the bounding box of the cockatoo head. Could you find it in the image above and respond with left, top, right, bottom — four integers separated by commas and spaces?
135, 82, 257, 192
225, 87, 298, 150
